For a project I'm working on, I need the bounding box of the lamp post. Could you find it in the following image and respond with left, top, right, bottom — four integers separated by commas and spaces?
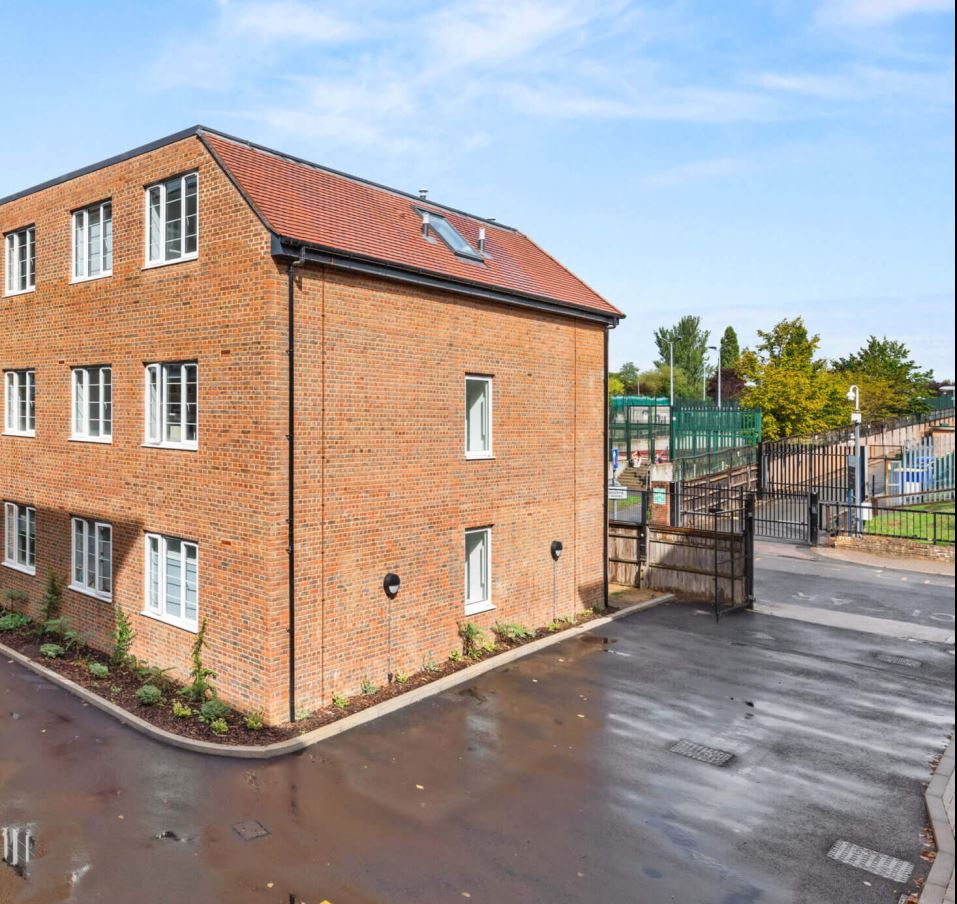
846, 385, 862, 533
707, 345, 722, 409
550, 541, 563, 624
383, 572, 401, 683
666, 339, 675, 406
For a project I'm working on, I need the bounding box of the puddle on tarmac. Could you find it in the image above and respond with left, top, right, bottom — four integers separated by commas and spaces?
458, 687, 488, 703
580, 636, 617, 646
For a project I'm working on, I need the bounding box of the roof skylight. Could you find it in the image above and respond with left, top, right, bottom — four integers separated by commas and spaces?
418, 208, 484, 261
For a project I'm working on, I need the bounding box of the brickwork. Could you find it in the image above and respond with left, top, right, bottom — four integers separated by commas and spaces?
828, 534, 955, 563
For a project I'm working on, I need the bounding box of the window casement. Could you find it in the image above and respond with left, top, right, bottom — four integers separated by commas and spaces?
3, 502, 36, 575
4, 226, 35, 295
144, 533, 198, 631
417, 207, 484, 261
465, 375, 492, 458
146, 172, 198, 266
71, 366, 112, 442
70, 518, 112, 599
72, 201, 113, 281
464, 527, 492, 615
144, 362, 198, 449
3, 370, 36, 436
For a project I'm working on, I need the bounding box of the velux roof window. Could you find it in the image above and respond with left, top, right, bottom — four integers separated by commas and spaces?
417, 208, 484, 262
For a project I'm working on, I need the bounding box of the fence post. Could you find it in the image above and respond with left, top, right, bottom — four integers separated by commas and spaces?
808, 491, 819, 545
744, 494, 755, 608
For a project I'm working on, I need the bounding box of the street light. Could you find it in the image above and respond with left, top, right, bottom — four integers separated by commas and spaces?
847, 385, 862, 533
383, 572, 401, 683
665, 339, 675, 406
707, 345, 722, 409
550, 541, 563, 624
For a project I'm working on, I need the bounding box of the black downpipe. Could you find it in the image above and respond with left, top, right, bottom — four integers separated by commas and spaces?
287, 247, 305, 723
603, 327, 609, 610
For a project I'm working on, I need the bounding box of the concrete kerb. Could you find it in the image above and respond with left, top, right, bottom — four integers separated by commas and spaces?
921, 735, 956, 904
0, 593, 674, 760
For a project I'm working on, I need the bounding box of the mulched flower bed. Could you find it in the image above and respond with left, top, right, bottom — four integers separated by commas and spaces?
0, 608, 607, 746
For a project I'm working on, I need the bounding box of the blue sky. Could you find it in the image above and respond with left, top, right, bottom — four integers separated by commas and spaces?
3, 0, 954, 377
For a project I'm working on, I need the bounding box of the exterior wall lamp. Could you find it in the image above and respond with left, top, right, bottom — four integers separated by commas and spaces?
383, 572, 400, 683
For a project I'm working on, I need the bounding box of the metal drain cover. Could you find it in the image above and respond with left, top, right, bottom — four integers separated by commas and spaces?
875, 653, 921, 668
826, 840, 913, 883
670, 739, 734, 766
232, 819, 270, 842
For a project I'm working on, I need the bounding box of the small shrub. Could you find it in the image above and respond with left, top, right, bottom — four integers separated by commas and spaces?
198, 698, 230, 723
63, 629, 84, 652
422, 656, 439, 674
110, 685, 122, 695
42, 571, 63, 622
209, 718, 228, 736
449, 649, 462, 662
458, 622, 486, 659
171, 700, 193, 719
3, 589, 27, 605
88, 662, 109, 679
395, 671, 409, 684
184, 620, 216, 703
0, 611, 31, 632
136, 684, 162, 706
112, 606, 135, 665
360, 677, 377, 696
332, 692, 349, 709
244, 711, 265, 731
137, 664, 176, 690
40, 643, 65, 659
41, 616, 67, 637
493, 622, 532, 643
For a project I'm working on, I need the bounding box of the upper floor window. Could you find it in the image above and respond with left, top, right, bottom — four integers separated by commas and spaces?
145, 533, 198, 631
4, 226, 35, 295
146, 173, 198, 265
465, 375, 492, 458
145, 362, 197, 449
3, 502, 36, 575
4, 370, 35, 436
72, 366, 112, 442
73, 201, 113, 281
71, 517, 112, 600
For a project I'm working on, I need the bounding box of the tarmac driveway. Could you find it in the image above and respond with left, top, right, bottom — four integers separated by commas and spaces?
1, 597, 953, 904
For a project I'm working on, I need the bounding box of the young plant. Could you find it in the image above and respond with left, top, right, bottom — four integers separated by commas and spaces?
244, 711, 265, 731
209, 718, 228, 736
112, 606, 136, 665
360, 677, 377, 696
136, 684, 162, 706
331, 692, 349, 709
3, 588, 27, 606
171, 700, 193, 719
39, 643, 65, 659
394, 672, 409, 684
42, 571, 63, 622
422, 656, 439, 674
198, 698, 230, 724
0, 611, 31, 632
493, 622, 532, 643
184, 620, 216, 703
458, 622, 486, 659
449, 649, 462, 662
88, 662, 110, 679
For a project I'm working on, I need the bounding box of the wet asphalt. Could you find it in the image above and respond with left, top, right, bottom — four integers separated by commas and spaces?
1, 555, 954, 904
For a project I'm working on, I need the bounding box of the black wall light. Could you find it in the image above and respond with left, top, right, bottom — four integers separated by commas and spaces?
383, 572, 401, 684
550, 540, 563, 561
383, 572, 401, 599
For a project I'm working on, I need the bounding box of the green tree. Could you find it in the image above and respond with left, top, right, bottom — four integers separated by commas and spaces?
614, 361, 641, 395
654, 316, 710, 394
832, 336, 933, 419
719, 326, 740, 370
739, 317, 845, 439
639, 365, 694, 401
608, 374, 625, 399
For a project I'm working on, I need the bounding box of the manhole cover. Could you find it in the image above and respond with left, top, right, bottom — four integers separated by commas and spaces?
232, 820, 270, 842
670, 739, 734, 767
826, 840, 913, 882
875, 653, 921, 668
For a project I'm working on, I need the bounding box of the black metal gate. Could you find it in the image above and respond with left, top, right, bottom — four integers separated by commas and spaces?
753, 489, 818, 543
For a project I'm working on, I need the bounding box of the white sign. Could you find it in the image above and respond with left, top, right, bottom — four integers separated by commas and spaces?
607, 485, 628, 500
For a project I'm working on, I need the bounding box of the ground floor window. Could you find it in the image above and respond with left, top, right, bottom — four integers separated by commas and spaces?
3, 502, 35, 574
145, 533, 198, 630
465, 527, 492, 615
71, 517, 112, 599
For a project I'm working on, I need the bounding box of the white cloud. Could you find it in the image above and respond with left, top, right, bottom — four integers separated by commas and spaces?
753, 64, 955, 104
818, 0, 954, 26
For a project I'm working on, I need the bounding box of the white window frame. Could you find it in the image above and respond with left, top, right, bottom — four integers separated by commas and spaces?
143, 362, 198, 450
3, 502, 36, 575
4, 226, 35, 296
464, 527, 493, 616
464, 375, 493, 459
70, 517, 112, 600
143, 533, 199, 632
71, 366, 112, 442
72, 201, 113, 282
3, 370, 36, 437
144, 172, 198, 267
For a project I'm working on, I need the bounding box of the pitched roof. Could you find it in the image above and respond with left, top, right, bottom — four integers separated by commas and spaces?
200, 131, 622, 321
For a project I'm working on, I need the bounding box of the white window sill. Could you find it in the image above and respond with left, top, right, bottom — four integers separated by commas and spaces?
464, 600, 495, 617
141, 441, 198, 452
465, 452, 495, 460
70, 272, 113, 285
140, 608, 199, 634
2, 430, 36, 438
142, 254, 198, 271
70, 434, 113, 444
68, 582, 112, 602
3, 560, 36, 576
3, 287, 35, 298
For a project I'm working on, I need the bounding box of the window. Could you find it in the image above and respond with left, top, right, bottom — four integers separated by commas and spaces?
418, 208, 483, 261
145, 533, 198, 630
465, 376, 492, 458
72, 201, 113, 281
464, 527, 492, 614
4, 370, 35, 436
144, 363, 198, 448
4, 226, 35, 295
146, 173, 198, 265
72, 366, 112, 441
3, 502, 36, 574
71, 518, 112, 599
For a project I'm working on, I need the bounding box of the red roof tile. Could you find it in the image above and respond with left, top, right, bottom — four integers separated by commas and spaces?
202, 132, 622, 320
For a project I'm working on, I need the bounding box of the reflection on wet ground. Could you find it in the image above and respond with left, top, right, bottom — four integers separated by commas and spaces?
2, 597, 953, 904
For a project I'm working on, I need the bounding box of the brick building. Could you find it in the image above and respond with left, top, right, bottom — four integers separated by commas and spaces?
1, 126, 623, 723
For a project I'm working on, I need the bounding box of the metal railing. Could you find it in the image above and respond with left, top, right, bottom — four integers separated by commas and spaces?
819, 501, 955, 545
